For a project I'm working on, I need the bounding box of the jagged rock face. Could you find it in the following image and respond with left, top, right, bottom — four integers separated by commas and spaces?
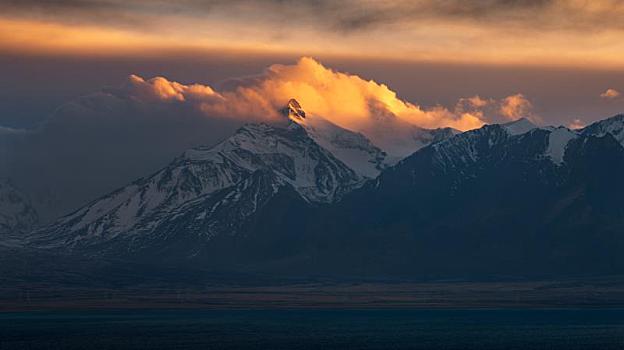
282, 99, 306, 120
0, 180, 38, 236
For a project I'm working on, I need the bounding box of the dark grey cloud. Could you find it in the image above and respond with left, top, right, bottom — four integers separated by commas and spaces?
324, 0, 554, 32
3, 0, 622, 34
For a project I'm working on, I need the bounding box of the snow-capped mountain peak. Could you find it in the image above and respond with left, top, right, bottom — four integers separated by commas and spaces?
502, 118, 537, 135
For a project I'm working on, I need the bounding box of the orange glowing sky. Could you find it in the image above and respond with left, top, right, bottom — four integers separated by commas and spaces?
2, 0, 624, 132
2, 0, 624, 68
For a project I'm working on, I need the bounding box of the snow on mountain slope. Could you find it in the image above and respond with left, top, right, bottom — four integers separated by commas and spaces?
502, 118, 580, 165
0, 180, 38, 236
426, 124, 513, 173
582, 114, 624, 146
545, 127, 578, 165
32, 112, 362, 248
144, 169, 292, 246
284, 99, 389, 178
285, 99, 456, 175
502, 118, 537, 135
420, 120, 579, 171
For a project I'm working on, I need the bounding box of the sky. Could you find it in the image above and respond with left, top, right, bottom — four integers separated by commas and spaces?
3, 0, 624, 68
2, 0, 624, 220
1, 0, 624, 129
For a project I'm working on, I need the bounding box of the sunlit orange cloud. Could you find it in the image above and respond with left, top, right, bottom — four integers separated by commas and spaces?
0, 18, 151, 55
124, 57, 538, 135
568, 119, 586, 130
0, 18, 298, 57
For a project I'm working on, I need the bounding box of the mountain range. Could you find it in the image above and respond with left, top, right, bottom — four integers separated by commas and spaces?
12, 101, 624, 280
314, 117, 624, 278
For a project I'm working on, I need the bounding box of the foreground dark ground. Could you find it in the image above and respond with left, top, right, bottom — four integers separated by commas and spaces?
2, 247, 624, 311
1, 308, 624, 350
2, 247, 624, 349
2, 278, 624, 311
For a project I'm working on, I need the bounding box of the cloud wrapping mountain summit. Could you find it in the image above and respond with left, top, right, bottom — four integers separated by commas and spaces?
0, 58, 535, 222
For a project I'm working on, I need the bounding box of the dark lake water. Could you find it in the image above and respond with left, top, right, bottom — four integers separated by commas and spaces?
1, 308, 623, 349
